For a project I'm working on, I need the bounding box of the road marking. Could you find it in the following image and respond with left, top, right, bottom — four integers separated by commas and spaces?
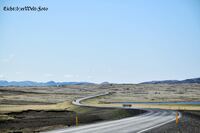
137, 112, 181, 133
43, 92, 180, 133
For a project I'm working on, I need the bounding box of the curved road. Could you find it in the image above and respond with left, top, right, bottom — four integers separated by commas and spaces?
43, 92, 181, 133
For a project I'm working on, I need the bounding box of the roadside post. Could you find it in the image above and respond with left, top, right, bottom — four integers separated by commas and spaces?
176, 112, 179, 125
76, 113, 79, 126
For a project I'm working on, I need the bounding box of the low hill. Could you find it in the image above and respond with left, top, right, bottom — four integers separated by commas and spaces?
0, 80, 94, 87
141, 77, 200, 84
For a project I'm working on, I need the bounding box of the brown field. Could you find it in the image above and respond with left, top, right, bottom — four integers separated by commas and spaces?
0, 83, 200, 132
82, 84, 200, 110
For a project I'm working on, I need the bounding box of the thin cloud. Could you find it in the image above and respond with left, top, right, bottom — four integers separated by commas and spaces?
1, 54, 15, 63
64, 74, 73, 78
0, 74, 5, 79
87, 75, 93, 79
15, 72, 22, 75
44, 73, 54, 77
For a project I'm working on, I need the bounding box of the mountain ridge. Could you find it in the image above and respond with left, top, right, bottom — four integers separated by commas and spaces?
0, 77, 200, 86
0, 80, 94, 87
140, 77, 200, 84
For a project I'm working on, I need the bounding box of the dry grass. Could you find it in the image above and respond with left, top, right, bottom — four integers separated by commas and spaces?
0, 85, 100, 114
0, 114, 14, 121
0, 101, 73, 114
83, 99, 200, 111
1, 84, 200, 115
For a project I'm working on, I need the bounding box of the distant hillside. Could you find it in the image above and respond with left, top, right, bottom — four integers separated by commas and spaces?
0, 80, 94, 87
141, 78, 200, 84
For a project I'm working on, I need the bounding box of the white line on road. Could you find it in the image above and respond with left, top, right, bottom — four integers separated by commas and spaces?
42, 92, 180, 133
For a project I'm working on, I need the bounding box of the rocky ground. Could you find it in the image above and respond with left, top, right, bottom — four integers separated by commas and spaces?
0, 107, 144, 133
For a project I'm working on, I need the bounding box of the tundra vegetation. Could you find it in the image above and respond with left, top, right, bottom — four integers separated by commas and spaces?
0, 83, 200, 132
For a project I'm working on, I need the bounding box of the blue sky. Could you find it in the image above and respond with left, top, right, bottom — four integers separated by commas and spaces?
0, 0, 200, 83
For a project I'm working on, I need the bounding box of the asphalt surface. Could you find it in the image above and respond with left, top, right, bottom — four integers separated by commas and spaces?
43, 92, 180, 133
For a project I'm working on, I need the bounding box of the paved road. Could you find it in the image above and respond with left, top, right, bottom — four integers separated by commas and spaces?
43, 92, 181, 133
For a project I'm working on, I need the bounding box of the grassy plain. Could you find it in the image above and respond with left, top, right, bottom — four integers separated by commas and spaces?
0, 85, 140, 132
83, 83, 200, 110
0, 83, 200, 132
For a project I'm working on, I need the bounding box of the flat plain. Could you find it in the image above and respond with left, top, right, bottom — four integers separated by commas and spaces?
0, 83, 200, 132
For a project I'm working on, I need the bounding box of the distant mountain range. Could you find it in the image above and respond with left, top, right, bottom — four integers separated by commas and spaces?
0, 80, 94, 87
141, 77, 200, 84
0, 77, 200, 86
